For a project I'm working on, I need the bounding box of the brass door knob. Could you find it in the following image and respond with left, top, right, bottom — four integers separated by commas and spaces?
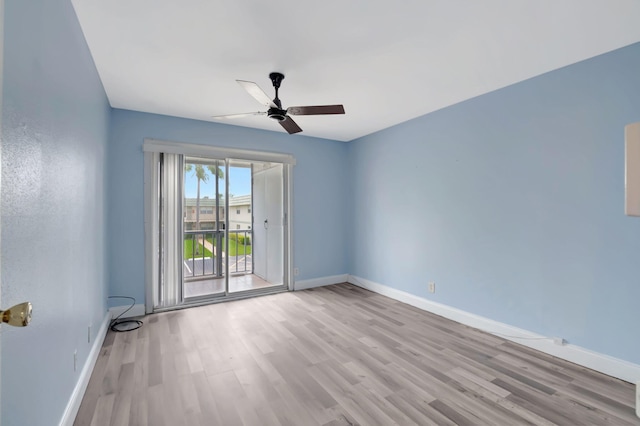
1, 302, 32, 327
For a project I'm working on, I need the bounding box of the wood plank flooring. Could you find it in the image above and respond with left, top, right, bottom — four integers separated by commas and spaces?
75, 284, 639, 425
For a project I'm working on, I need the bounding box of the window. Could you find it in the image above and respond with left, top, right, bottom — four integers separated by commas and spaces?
200, 208, 213, 214
236, 225, 241, 229
236, 209, 240, 214
248, 208, 251, 213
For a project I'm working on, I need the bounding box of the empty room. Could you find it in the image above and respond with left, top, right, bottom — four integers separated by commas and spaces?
2, 0, 640, 425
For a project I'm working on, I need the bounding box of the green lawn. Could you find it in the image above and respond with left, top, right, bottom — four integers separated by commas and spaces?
183, 235, 251, 260
183, 239, 212, 259
204, 237, 253, 256
228, 238, 252, 256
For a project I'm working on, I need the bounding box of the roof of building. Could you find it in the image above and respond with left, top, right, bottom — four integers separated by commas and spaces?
184, 194, 251, 207
184, 197, 220, 207
229, 195, 251, 206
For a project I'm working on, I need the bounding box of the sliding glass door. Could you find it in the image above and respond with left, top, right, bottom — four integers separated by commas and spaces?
148, 149, 290, 311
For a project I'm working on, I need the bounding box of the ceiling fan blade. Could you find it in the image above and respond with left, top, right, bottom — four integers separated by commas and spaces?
279, 116, 302, 134
287, 105, 345, 116
236, 80, 277, 108
211, 112, 266, 119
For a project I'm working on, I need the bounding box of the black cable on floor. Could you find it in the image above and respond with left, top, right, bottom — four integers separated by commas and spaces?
108, 296, 143, 332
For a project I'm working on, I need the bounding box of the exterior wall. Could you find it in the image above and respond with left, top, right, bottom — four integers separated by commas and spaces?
184, 198, 225, 230
183, 196, 251, 230
229, 197, 252, 230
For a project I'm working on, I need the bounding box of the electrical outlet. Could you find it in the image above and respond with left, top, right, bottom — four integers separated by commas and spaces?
73, 350, 77, 372
88, 324, 92, 343
294, 268, 299, 276
428, 282, 436, 293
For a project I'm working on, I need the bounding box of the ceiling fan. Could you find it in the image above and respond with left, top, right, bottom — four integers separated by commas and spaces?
212, 72, 345, 134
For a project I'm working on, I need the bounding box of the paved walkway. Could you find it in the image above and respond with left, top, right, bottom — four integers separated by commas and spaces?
197, 236, 224, 258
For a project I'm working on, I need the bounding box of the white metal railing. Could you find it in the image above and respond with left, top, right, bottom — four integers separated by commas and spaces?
183, 229, 252, 280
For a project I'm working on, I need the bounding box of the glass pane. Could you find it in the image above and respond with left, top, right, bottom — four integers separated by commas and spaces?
227, 160, 253, 280
182, 157, 226, 298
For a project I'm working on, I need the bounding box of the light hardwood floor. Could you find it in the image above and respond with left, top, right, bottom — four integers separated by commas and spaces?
75, 283, 638, 425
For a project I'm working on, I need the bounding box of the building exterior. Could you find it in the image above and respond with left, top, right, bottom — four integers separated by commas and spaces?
229, 194, 252, 230
183, 194, 252, 230
184, 196, 225, 230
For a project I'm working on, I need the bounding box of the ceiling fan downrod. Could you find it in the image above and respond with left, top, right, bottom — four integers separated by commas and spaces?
268, 72, 287, 121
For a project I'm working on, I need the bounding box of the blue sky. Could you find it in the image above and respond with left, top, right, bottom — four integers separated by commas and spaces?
184, 165, 251, 198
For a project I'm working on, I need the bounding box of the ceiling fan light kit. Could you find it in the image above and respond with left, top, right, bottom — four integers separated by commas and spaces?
213, 72, 345, 135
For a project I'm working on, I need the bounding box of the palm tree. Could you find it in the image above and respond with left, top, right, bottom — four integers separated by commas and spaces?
185, 164, 224, 255
185, 163, 224, 231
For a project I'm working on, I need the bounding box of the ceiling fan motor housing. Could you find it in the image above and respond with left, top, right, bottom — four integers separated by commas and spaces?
267, 107, 288, 121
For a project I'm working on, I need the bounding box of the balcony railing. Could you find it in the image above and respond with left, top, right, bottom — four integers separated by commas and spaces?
228, 229, 252, 275
183, 229, 252, 280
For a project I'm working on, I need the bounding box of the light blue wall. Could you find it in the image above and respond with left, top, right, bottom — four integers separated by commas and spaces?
348, 42, 640, 364
1, 0, 110, 424
108, 110, 350, 302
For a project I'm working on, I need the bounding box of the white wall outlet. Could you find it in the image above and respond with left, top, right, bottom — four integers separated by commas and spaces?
553, 337, 566, 346
428, 282, 436, 293
294, 268, 299, 276
73, 350, 78, 372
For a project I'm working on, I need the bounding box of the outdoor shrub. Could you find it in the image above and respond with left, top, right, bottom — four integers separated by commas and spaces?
228, 233, 251, 245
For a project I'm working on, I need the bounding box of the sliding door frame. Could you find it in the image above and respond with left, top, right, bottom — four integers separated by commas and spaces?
143, 139, 295, 313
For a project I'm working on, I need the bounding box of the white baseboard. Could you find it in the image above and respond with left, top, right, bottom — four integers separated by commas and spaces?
636, 380, 640, 417
109, 303, 146, 319
59, 311, 111, 426
294, 274, 349, 291
348, 275, 640, 384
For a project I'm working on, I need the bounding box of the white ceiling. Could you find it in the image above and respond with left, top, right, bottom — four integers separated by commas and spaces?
71, 0, 640, 142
